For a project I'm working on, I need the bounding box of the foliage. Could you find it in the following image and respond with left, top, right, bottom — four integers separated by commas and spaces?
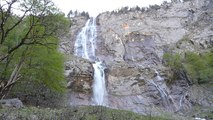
183, 52, 213, 84
149, 4, 161, 10
163, 51, 213, 85
163, 52, 182, 70
67, 10, 89, 18
8, 77, 68, 108
163, 52, 184, 84
21, 45, 66, 92
0, 0, 70, 99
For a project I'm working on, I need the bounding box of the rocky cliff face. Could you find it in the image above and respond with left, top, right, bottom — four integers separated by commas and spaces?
96, 0, 212, 62
61, 0, 213, 117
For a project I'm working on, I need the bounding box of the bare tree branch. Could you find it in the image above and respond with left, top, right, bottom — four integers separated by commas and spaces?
0, 0, 17, 44
2, 5, 33, 44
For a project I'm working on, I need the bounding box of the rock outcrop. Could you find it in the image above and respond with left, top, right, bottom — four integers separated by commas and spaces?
61, 0, 213, 116
0, 98, 23, 108
65, 56, 93, 93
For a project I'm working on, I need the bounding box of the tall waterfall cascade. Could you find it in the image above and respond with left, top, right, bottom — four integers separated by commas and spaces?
74, 18, 107, 106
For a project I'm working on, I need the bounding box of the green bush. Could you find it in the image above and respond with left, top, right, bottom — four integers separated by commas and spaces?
163, 52, 183, 84
163, 53, 182, 70
8, 79, 68, 108
163, 52, 213, 85
183, 52, 213, 84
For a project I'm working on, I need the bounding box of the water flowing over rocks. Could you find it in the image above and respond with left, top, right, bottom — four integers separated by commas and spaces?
60, 0, 213, 117
59, 16, 88, 55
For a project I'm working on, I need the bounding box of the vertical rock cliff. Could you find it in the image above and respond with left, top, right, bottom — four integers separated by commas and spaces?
61, 0, 213, 116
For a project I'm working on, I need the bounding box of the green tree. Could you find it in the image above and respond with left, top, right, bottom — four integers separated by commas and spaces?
0, 0, 70, 99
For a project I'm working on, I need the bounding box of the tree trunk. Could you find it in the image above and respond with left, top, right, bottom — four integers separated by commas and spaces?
0, 58, 24, 99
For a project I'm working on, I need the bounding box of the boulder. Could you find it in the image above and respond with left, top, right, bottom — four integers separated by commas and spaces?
0, 98, 23, 108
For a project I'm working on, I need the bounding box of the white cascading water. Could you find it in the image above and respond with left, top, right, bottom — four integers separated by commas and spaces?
74, 19, 96, 59
74, 17, 107, 106
152, 70, 176, 111
92, 61, 107, 105
144, 70, 171, 110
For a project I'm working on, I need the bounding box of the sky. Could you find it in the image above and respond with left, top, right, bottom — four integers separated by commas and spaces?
52, 0, 171, 17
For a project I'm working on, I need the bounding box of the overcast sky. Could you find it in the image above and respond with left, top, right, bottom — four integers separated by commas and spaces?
52, 0, 171, 16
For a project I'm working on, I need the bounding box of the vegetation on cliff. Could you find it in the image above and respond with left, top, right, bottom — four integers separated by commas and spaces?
163, 51, 213, 85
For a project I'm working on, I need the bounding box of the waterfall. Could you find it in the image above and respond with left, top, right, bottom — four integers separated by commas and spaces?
146, 70, 177, 111
74, 18, 107, 106
74, 19, 96, 59
92, 61, 107, 105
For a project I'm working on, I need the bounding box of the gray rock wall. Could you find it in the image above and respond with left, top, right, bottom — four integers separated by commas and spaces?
61, 0, 213, 116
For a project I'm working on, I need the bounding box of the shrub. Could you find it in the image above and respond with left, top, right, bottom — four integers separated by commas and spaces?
183, 52, 213, 84
163, 51, 213, 85
163, 52, 184, 84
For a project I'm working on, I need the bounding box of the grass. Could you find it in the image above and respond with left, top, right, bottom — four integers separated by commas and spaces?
183, 105, 213, 120
0, 106, 168, 120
